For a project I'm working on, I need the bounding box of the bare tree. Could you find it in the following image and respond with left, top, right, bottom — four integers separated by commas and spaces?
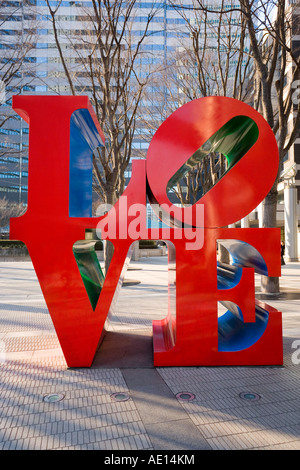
0, 1, 37, 207
163, 0, 252, 212
45, 0, 158, 272
0, 197, 25, 229
0, 1, 37, 134
135, 1, 252, 264
168, 0, 300, 293
240, 0, 300, 293
170, 0, 251, 101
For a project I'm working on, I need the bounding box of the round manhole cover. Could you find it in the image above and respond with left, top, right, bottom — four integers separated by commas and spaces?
43, 393, 65, 403
239, 392, 261, 401
176, 392, 195, 401
110, 392, 130, 402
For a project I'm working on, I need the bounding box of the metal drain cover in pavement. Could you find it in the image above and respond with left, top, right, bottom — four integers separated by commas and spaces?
239, 392, 261, 401
176, 392, 195, 401
43, 393, 65, 403
110, 392, 130, 402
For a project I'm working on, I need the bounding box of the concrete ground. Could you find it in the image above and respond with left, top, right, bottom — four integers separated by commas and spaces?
0, 256, 300, 451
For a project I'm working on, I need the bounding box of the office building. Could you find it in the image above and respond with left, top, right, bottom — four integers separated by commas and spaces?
0, 1, 298, 257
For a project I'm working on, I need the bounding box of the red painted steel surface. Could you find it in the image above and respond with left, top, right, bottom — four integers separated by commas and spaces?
146, 97, 279, 229
152, 227, 282, 366
11, 96, 140, 367
10, 95, 282, 367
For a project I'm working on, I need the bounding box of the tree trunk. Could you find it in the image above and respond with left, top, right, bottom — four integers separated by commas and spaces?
104, 240, 114, 276
103, 190, 116, 275
218, 243, 230, 265
261, 182, 280, 294
261, 274, 279, 294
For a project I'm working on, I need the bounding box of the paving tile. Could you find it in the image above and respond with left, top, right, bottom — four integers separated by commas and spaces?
0, 259, 300, 450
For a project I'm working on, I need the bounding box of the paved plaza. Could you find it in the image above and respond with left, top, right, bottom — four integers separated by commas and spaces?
0, 255, 300, 451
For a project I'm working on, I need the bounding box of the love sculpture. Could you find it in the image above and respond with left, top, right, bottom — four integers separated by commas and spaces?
10, 95, 283, 368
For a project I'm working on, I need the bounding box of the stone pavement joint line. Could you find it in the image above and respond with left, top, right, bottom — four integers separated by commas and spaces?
0, 259, 300, 450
